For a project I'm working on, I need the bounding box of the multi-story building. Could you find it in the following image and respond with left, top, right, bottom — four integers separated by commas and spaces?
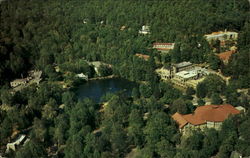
156, 62, 211, 89
172, 104, 240, 135
156, 62, 209, 89
204, 31, 238, 43
155, 67, 171, 80
172, 61, 193, 74
171, 66, 209, 89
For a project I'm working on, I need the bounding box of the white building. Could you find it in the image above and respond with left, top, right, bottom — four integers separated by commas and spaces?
139, 25, 150, 35
175, 67, 209, 81
10, 79, 28, 88
76, 73, 88, 80
204, 31, 238, 42
235, 106, 246, 113
172, 66, 210, 89
6, 135, 26, 153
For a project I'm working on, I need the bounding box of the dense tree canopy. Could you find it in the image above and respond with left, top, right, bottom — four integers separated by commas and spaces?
0, 0, 249, 84
0, 0, 249, 157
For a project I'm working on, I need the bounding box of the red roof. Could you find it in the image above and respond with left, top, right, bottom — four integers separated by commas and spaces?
172, 104, 240, 128
153, 43, 175, 46
154, 48, 173, 50
135, 53, 150, 60
153, 43, 175, 51
210, 31, 224, 35
172, 113, 188, 128
217, 50, 235, 62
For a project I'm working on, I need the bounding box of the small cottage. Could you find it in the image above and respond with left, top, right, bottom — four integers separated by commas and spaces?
139, 25, 150, 35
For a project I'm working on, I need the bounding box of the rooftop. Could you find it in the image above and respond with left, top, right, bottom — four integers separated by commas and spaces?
172, 104, 240, 128
135, 53, 150, 60
175, 67, 209, 79
172, 112, 188, 128
8, 134, 26, 146
205, 31, 238, 36
76, 73, 88, 79
153, 43, 175, 51
174, 61, 193, 68
120, 25, 126, 31
217, 50, 236, 62
90, 61, 102, 67
175, 70, 197, 79
11, 79, 27, 83
141, 25, 150, 30
139, 25, 150, 34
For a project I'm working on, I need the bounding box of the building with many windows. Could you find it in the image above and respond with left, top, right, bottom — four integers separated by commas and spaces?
204, 31, 238, 43
156, 62, 210, 89
155, 67, 171, 80
171, 66, 209, 89
153, 43, 175, 53
172, 61, 193, 74
172, 104, 240, 135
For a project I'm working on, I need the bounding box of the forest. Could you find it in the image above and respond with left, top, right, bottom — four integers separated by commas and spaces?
0, 0, 249, 157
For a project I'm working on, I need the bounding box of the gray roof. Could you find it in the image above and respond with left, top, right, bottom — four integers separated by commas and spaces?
175, 70, 197, 79
175, 67, 209, 79
174, 61, 192, 68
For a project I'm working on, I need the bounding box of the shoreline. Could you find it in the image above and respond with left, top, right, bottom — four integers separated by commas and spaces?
88, 74, 118, 81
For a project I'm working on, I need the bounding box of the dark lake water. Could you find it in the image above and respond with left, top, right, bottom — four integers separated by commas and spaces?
76, 78, 137, 102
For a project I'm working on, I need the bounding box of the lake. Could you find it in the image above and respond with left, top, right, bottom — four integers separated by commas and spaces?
76, 78, 138, 102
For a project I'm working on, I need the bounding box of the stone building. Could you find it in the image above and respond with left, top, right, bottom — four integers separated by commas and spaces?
172, 104, 240, 135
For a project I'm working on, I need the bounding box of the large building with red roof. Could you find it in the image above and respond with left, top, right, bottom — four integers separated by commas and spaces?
172, 104, 240, 135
